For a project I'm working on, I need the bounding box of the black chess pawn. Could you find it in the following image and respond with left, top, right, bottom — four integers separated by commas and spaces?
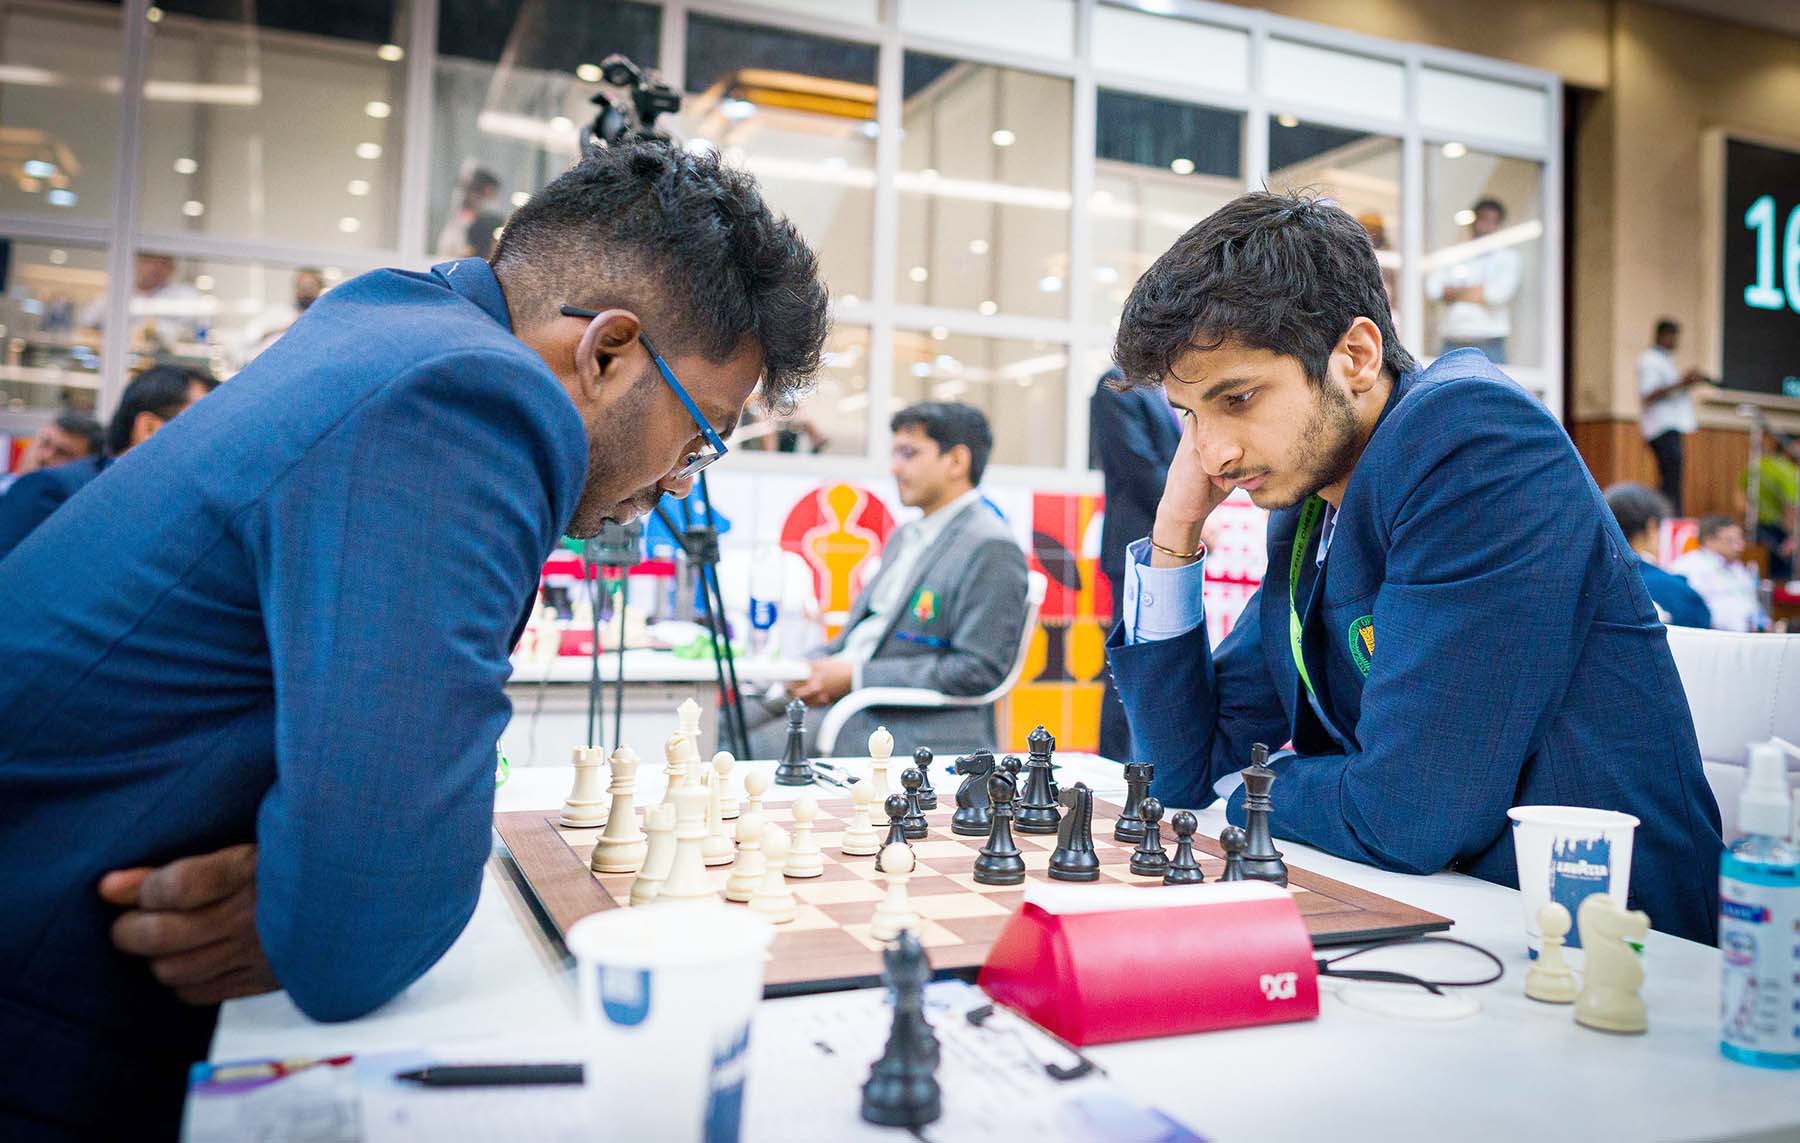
861, 931, 941, 1129
1048, 783, 1100, 881
950, 751, 996, 836
899, 767, 929, 839
912, 747, 938, 811
1162, 811, 1206, 885
1000, 755, 1022, 783
773, 699, 815, 786
1114, 762, 1154, 844
1128, 797, 1169, 878
1014, 731, 1060, 834
1239, 743, 1289, 886
875, 794, 912, 872
1218, 825, 1248, 882
973, 772, 1026, 885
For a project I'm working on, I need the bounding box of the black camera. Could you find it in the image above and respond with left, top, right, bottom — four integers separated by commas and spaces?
583, 53, 682, 151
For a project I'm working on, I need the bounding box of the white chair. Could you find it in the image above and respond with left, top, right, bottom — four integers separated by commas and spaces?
816, 571, 1049, 756
1663, 626, 1800, 840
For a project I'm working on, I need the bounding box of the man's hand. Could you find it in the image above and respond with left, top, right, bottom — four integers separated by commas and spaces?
98, 843, 279, 1006
788, 658, 855, 706
1150, 415, 1234, 567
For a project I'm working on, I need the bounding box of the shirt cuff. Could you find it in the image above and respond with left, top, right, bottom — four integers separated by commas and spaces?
1120, 537, 1208, 644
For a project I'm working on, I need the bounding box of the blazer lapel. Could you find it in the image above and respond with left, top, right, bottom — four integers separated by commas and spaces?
868, 503, 976, 653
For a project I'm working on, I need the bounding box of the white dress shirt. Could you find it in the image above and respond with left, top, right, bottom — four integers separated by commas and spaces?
1637, 346, 1697, 440
1668, 548, 1764, 632
1425, 247, 1522, 341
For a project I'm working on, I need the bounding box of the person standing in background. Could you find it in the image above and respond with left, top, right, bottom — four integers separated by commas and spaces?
1089, 369, 1179, 763
435, 167, 503, 258
238, 268, 327, 364
1636, 318, 1709, 513
1744, 426, 1799, 582
1424, 197, 1520, 362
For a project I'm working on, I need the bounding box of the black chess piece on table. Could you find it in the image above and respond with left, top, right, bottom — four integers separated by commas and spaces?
950, 751, 996, 836
913, 747, 938, 811
1239, 742, 1289, 886
1000, 755, 1022, 784
1015, 728, 1060, 834
1163, 811, 1206, 885
973, 772, 1026, 886
1218, 825, 1248, 881
773, 699, 815, 786
1114, 762, 1153, 844
861, 930, 941, 1128
899, 767, 929, 839
876, 794, 911, 872
1048, 783, 1100, 881
1129, 797, 1169, 878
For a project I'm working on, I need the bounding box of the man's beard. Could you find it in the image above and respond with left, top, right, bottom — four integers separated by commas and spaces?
1264, 383, 1362, 510
564, 381, 660, 538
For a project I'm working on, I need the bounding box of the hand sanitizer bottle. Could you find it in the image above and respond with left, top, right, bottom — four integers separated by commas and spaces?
1720, 738, 1800, 1069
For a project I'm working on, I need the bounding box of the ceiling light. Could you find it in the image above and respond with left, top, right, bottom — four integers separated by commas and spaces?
1038, 275, 1064, 293
356, 142, 382, 160
860, 121, 880, 139
347, 179, 370, 196
549, 116, 573, 133
1454, 208, 1476, 226
364, 100, 391, 119
181, 199, 204, 217
991, 128, 1016, 147
377, 43, 404, 62
146, 6, 163, 22
1093, 265, 1119, 284
173, 157, 198, 175
339, 216, 361, 233
576, 63, 602, 83
48, 249, 67, 265
934, 354, 959, 370
908, 266, 929, 283
511, 191, 531, 207
323, 267, 342, 282
22, 159, 56, 179
968, 238, 990, 255
685, 137, 716, 156
911, 362, 933, 378
47, 189, 76, 207
1277, 114, 1299, 128
1169, 157, 1195, 175
194, 274, 215, 291
978, 300, 998, 316
721, 98, 756, 120
1441, 141, 1467, 158
930, 326, 949, 341
840, 294, 861, 306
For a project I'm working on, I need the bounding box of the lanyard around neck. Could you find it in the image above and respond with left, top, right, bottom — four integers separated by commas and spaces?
1288, 496, 1326, 701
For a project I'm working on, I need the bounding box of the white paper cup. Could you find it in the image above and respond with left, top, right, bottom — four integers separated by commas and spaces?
568, 904, 772, 1142
1507, 805, 1639, 958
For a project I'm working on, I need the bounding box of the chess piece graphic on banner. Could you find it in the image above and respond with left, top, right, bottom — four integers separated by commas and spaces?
950, 751, 996, 836
840, 779, 882, 856
590, 747, 648, 874
1240, 743, 1289, 885
1129, 797, 1170, 878
1048, 783, 1100, 881
1014, 727, 1060, 834
630, 803, 677, 906
1114, 762, 1153, 843
1525, 902, 1579, 1004
1575, 895, 1650, 1034
560, 745, 610, 828
869, 843, 920, 941
750, 826, 797, 923
868, 726, 895, 801
784, 795, 825, 878
974, 771, 1027, 886
725, 806, 767, 903
713, 750, 740, 820
912, 747, 938, 811
774, 699, 815, 786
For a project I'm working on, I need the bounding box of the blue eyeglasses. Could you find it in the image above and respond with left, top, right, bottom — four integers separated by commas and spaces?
560, 305, 729, 479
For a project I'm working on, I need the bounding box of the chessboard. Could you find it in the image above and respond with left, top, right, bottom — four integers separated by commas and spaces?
495, 793, 1451, 997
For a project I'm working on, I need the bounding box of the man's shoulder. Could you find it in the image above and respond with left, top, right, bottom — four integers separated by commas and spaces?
1380, 353, 1556, 453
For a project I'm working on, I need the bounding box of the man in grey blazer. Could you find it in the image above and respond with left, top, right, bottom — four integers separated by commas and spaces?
746, 402, 1030, 758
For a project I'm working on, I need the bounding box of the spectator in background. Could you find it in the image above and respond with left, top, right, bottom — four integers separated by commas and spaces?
1744, 426, 1799, 582
239, 267, 327, 364
1636, 318, 1709, 513
0, 411, 103, 494
0, 366, 218, 560
80, 253, 205, 350
1089, 368, 1179, 762
435, 166, 503, 258
1670, 515, 1766, 632
1424, 197, 1521, 362
1604, 482, 1710, 628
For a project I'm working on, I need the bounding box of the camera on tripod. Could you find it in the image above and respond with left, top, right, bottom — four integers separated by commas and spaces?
583, 53, 683, 151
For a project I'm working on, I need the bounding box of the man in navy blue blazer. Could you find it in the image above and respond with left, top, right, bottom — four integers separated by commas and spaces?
1106, 193, 1722, 946
0, 141, 827, 1139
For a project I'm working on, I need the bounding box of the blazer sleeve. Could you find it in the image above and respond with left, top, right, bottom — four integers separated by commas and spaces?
1226, 381, 1596, 874
241, 351, 578, 1021
0, 469, 74, 560
1106, 586, 1291, 809
858, 536, 1027, 696
1092, 386, 1174, 519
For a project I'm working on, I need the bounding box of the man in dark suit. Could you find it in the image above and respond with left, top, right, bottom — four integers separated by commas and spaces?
1106, 192, 1721, 944
0, 140, 828, 1139
1089, 370, 1179, 761
0, 365, 217, 559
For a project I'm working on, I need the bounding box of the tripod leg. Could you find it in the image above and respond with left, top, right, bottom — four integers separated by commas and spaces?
705, 563, 752, 759
613, 577, 628, 751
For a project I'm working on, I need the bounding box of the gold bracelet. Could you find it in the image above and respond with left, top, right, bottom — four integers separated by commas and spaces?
1148, 536, 1207, 561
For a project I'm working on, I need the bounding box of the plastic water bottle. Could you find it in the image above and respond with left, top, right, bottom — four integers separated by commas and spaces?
1719, 738, 1800, 1069
747, 549, 781, 656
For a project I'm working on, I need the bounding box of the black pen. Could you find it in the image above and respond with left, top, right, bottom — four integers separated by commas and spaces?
395, 1063, 583, 1087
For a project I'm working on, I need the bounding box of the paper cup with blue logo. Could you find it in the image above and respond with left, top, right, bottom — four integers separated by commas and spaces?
567, 904, 772, 1142
1507, 805, 1639, 960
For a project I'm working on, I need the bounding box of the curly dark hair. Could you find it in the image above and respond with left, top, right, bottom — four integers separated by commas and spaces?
1112, 190, 1416, 390
491, 139, 829, 409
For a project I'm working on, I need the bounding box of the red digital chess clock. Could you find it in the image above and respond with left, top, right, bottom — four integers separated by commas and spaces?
978, 881, 1320, 1046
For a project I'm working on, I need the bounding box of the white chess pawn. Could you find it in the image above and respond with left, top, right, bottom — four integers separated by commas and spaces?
713, 751, 740, 820
784, 795, 824, 878
725, 807, 767, 903
677, 697, 703, 760
1524, 901, 1579, 1004
868, 842, 919, 941
590, 747, 647, 874
868, 726, 894, 802
560, 745, 610, 828
743, 767, 770, 822
656, 783, 720, 904
749, 826, 797, 923
630, 803, 677, 906
701, 768, 736, 867
1575, 894, 1650, 1034
839, 780, 881, 857
661, 731, 697, 807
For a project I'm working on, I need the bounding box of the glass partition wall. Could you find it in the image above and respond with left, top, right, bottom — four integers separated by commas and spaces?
0, 0, 1560, 476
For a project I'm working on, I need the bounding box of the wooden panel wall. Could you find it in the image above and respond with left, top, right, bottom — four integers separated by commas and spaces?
1571, 418, 1750, 517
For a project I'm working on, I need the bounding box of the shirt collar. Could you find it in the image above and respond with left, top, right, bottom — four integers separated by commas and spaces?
915, 487, 983, 541
433, 257, 514, 332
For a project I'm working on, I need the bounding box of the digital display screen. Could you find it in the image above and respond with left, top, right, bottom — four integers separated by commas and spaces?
1722, 138, 1800, 398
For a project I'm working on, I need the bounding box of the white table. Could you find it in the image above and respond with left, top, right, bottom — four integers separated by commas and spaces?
214, 760, 1799, 1143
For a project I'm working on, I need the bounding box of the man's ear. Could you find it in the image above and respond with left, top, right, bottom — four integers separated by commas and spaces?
949, 443, 972, 483
1336, 316, 1385, 395
130, 411, 167, 448
573, 309, 643, 393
